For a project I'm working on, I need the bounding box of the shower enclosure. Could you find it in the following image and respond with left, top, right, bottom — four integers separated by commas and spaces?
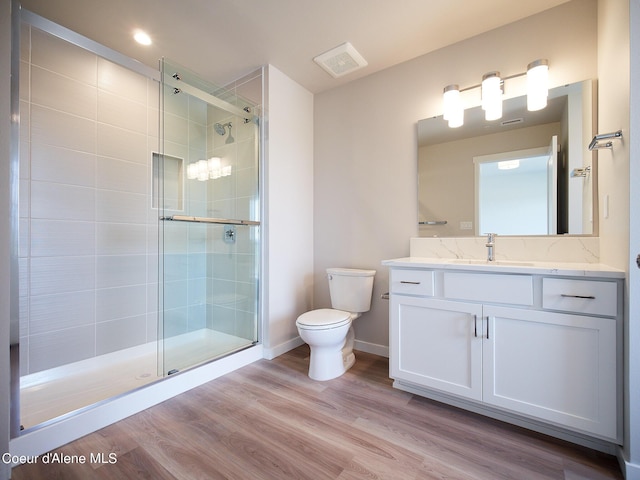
14, 11, 261, 431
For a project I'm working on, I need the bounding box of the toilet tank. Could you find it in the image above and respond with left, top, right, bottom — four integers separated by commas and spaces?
327, 268, 376, 313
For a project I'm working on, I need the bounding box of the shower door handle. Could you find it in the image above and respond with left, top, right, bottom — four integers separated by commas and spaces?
161, 215, 260, 226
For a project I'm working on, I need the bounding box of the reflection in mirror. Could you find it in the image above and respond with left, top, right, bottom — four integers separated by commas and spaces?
418, 80, 596, 237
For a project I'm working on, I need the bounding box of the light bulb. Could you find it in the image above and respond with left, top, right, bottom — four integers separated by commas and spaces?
482, 72, 502, 121
527, 59, 549, 111
443, 84, 464, 128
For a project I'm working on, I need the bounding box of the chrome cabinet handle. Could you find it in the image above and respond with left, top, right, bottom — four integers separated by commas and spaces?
561, 294, 596, 299
486, 316, 490, 340
400, 281, 421, 285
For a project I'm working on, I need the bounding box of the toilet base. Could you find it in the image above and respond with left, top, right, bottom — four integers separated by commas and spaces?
307, 326, 356, 381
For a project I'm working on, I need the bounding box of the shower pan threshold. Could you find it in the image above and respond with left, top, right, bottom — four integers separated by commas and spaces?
20, 329, 254, 429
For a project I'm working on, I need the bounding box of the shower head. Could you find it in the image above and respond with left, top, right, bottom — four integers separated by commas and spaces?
214, 122, 231, 136
215, 122, 234, 144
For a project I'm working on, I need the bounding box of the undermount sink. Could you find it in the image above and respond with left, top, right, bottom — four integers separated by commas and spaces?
448, 259, 536, 267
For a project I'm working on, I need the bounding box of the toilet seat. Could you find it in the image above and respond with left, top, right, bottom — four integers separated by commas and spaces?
296, 308, 351, 330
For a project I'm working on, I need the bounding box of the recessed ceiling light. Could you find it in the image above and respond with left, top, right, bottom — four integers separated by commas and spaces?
133, 30, 152, 46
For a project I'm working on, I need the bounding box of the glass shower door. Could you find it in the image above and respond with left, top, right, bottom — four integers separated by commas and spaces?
158, 60, 260, 376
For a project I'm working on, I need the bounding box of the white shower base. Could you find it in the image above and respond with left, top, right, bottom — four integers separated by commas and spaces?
20, 329, 253, 429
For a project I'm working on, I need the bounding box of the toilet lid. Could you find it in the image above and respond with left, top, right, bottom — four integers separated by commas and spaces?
296, 309, 351, 329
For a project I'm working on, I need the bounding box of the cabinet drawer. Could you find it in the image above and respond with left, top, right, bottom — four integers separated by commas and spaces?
542, 278, 618, 317
443, 272, 533, 306
390, 269, 434, 296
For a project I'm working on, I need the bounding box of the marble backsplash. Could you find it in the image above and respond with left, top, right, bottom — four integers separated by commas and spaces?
410, 236, 600, 264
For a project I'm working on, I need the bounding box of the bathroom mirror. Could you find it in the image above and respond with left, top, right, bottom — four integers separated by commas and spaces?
417, 79, 597, 237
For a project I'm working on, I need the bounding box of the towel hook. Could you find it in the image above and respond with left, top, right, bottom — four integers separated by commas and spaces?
588, 130, 622, 150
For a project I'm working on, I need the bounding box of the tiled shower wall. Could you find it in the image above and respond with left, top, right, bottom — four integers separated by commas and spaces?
19, 25, 161, 375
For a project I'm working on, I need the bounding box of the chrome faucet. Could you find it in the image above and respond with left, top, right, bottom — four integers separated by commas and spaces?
486, 233, 497, 262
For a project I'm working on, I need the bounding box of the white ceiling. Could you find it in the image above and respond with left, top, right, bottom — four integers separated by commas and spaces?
20, 0, 571, 94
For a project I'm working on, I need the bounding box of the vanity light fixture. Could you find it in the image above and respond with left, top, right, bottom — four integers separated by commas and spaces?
441, 59, 549, 128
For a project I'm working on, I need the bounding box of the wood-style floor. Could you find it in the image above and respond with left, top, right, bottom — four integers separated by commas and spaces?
12, 346, 623, 479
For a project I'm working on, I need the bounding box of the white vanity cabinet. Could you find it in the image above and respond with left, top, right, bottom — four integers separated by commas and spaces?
387, 261, 623, 444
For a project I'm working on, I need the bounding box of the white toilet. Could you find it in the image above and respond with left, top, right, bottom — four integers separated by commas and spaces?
296, 267, 376, 381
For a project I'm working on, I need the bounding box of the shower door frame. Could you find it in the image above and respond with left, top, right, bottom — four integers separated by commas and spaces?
9, 5, 265, 448
158, 60, 263, 376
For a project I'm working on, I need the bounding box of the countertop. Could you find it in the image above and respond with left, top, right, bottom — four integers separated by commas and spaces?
382, 257, 625, 279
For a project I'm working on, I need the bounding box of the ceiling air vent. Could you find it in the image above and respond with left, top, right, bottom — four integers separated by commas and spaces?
313, 42, 368, 78
501, 118, 524, 126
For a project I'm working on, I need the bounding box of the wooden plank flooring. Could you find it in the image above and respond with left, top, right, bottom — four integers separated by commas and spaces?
12, 346, 623, 479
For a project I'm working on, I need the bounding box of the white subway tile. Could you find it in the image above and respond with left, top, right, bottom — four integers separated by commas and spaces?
31, 105, 96, 154
96, 223, 147, 255
187, 304, 207, 331
97, 58, 147, 103
161, 222, 188, 254
30, 256, 95, 296
31, 143, 96, 187
96, 156, 147, 194
163, 280, 188, 310
97, 123, 148, 164
147, 78, 160, 111
163, 111, 189, 145
31, 66, 97, 120
162, 307, 188, 337
96, 315, 147, 355
188, 120, 207, 147
96, 254, 147, 289
95, 285, 147, 322
30, 291, 95, 334
188, 277, 207, 306
96, 190, 147, 224
31, 181, 95, 221
31, 219, 95, 257
189, 97, 207, 125
28, 325, 95, 373
98, 89, 147, 134
31, 29, 97, 86
146, 312, 158, 342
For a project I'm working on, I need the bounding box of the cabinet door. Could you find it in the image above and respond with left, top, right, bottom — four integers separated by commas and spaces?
483, 305, 618, 441
390, 296, 483, 401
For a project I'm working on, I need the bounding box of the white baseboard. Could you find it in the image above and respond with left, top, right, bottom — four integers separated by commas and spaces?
618, 447, 640, 480
626, 462, 640, 480
264, 337, 388, 360
354, 339, 389, 358
263, 336, 305, 360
